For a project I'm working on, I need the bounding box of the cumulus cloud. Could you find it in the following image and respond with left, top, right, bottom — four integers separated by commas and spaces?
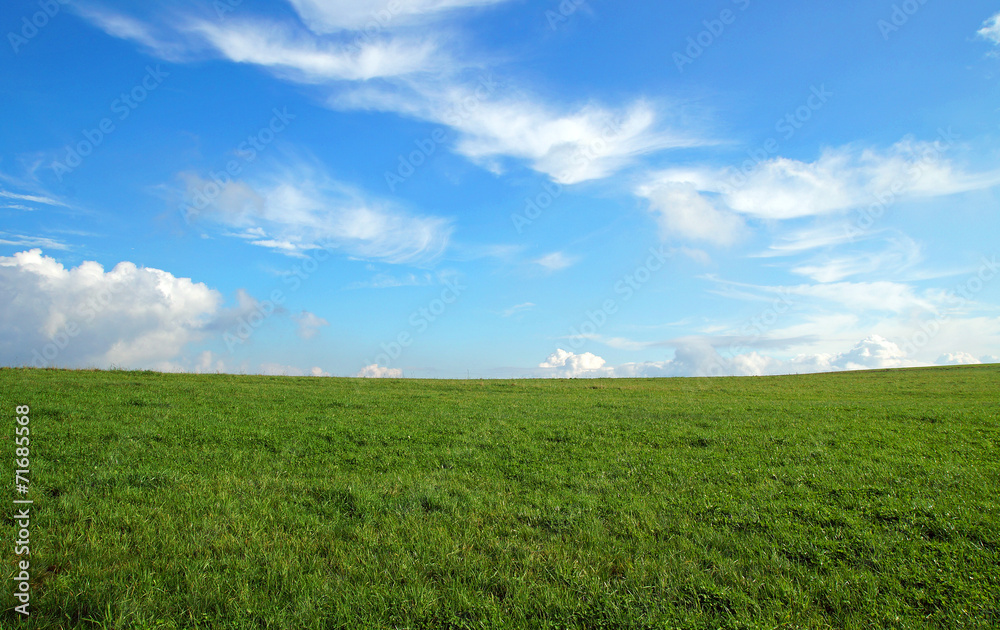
936, 352, 982, 366
356, 364, 403, 378
538, 348, 608, 377
0, 249, 223, 369
820, 335, 909, 370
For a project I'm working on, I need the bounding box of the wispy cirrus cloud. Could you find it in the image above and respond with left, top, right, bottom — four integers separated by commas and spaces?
0, 232, 71, 251
77, 3, 706, 186
639, 137, 1000, 242
501, 302, 535, 318
72, 5, 195, 61
339, 82, 707, 184
533, 251, 578, 272
179, 159, 453, 265
287, 0, 513, 33
0, 190, 69, 208
789, 236, 922, 283
707, 276, 940, 315
190, 19, 444, 82
76, 4, 451, 80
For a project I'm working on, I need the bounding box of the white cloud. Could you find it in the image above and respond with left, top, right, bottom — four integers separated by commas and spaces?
534, 252, 577, 271
341, 85, 705, 184
346, 272, 435, 289
708, 276, 938, 315
0, 190, 68, 208
502, 302, 535, 317
356, 364, 403, 377
679, 247, 712, 265
0, 233, 71, 251
534, 335, 924, 379
759, 223, 866, 257
78, 5, 703, 186
538, 348, 608, 377
0, 249, 223, 369
258, 362, 331, 376
181, 163, 453, 265
293, 310, 329, 339
789, 236, 922, 282
638, 181, 744, 245
73, 7, 177, 58
643, 137, 1000, 224
451, 99, 701, 185
936, 352, 981, 365
820, 335, 909, 370
979, 12, 1000, 45
190, 19, 442, 82
194, 350, 226, 374
287, 0, 512, 33
788, 281, 938, 314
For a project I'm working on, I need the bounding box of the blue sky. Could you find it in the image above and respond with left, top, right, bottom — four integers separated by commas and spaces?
2, 0, 999, 378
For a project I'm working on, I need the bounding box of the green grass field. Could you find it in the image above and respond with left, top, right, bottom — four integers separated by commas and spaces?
1, 365, 998, 629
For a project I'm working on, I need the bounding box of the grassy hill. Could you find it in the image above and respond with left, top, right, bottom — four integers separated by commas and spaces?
2, 365, 998, 629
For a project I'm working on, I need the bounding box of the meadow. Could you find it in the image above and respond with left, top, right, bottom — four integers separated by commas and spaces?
1, 365, 998, 629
